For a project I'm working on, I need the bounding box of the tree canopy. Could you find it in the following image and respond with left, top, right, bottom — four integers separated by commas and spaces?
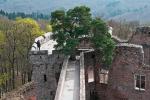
0, 17, 44, 91
51, 6, 115, 65
91, 18, 115, 65
0, 9, 51, 20
51, 6, 92, 54
0, 31, 5, 45
16, 18, 44, 36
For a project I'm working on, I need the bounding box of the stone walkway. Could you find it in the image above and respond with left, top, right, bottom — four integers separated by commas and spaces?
61, 60, 80, 100
40, 40, 57, 54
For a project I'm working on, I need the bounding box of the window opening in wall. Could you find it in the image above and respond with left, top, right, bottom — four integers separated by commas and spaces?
44, 74, 47, 82
134, 74, 145, 91
88, 66, 94, 83
99, 69, 108, 84
91, 54, 95, 59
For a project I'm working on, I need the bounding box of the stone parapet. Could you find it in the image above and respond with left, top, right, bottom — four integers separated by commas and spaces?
29, 50, 48, 55
80, 52, 86, 100
29, 50, 48, 65
54, 56, 69, 100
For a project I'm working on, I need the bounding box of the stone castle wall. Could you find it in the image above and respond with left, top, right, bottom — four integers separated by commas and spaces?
84, 26, 150, 100
29, 50, 64, 100
107, 45, 149, 100
130, 26, 150, 65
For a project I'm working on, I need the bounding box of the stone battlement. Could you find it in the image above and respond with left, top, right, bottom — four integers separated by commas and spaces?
29, 50, 48, 55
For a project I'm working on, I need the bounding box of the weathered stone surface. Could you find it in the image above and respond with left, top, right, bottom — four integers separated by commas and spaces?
84, 26, 150, 100
130, 26, 150, 65
30, 50, 64, 100
80, 52, 86, 100
107, 45, 146, 100
29, 50, 49, 65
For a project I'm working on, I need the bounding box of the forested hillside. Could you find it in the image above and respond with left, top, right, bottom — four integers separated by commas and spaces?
0, 9, 50, 20
0, 17, 52, 97
0, 0, 150, 23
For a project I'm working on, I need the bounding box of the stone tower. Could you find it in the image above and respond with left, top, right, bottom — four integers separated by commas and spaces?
29, 50, 57, 100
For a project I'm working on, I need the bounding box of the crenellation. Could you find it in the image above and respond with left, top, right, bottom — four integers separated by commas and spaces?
29, 47, 65, 100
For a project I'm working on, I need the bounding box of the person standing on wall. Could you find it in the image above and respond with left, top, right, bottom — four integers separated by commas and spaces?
36, 40, 41, 50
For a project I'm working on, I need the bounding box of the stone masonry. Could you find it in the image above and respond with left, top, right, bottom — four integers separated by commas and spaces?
84, 26, 150, 100
107, 44, 147, 100
130, 26, 150, 65
29, 50, 57, 100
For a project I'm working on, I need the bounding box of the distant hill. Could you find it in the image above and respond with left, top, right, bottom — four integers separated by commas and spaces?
0, 0, 150, 23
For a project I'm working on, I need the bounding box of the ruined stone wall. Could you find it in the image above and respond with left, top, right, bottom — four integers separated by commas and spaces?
51, 50, 64, 84
29, 50, 64, 100
107, 45, 150, 100
84, 51, 108, 100
130, 26, 150, 65
84, 52, 94, 100
83, 26, 150, 100
30, 50, 56, 100
78, 38, 93, 49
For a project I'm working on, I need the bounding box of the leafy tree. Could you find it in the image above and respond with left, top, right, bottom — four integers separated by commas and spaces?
46, 24, 52, 32
0, 73, 9, 86
16, 18, 44, 36
0, 18, 14, 92
15, 18, 44, 61
51, 6, 115, 62
0, 9, 51, 20
91, 18, 115, 87
15, 18, 44, 83
37, 20, 52, 32
0, 31, 5, 45
91, 18, 115, 65
0, 31, 5, 56
51, 6, 92, 59
0, 18, 44, 90
0, 17, 45, 95
51, 7, 115, 94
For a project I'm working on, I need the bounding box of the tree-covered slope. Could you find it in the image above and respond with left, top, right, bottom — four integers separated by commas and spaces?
0, 0, 150, 22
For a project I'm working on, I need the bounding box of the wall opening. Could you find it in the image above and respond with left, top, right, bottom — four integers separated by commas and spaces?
44, 74, 47, 82
134, 74, 145, 91
99, 69, 108, 84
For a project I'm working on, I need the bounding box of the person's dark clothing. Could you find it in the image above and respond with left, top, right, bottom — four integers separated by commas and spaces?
36, 40, 41, 50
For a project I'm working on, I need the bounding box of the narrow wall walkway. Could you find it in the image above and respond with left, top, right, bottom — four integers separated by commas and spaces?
60, 60, 80, 100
